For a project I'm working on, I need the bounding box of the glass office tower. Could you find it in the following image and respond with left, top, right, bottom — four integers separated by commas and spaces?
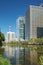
25, 5, 43, 39
16, 17, 25, 40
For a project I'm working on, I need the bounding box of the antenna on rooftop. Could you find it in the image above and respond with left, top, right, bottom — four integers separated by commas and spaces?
9, 25, 11, 32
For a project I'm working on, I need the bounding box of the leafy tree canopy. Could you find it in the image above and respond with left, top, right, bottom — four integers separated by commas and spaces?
0, 56, 11, 65
39, 56, 43, 65
0, 32, 5, 42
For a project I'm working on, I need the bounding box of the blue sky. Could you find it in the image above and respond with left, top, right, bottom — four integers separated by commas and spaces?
0, 0, 43, 36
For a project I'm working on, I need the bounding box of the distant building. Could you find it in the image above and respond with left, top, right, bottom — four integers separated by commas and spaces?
6, 32, 15, 42
25, 4, 43, 39
5, 26, 15, 42
16, 16, 25, 40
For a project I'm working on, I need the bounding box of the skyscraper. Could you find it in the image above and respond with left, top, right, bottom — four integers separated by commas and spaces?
6, 32, 14, 42
25, 4, 43, 39
16, 17, 25, 40
5, 26, 15, 42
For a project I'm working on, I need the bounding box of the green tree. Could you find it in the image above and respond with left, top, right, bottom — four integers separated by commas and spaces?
0, 56, 11, 65
0, 32, 5, 46
39, 56, 43, 65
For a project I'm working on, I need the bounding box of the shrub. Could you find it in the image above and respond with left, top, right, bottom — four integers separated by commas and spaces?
0, 56, 11, 65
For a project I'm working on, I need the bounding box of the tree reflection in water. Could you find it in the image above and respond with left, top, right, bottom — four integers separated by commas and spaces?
1, 45, 43, 65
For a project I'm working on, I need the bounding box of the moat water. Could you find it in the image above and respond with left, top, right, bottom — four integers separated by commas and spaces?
2, 45, 41, 65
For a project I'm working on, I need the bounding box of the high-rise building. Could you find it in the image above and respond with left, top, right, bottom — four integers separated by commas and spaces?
25, 4, 43, 39
6, 32, 15, 42
5, 26, 15, 42
16, 17, 25, 40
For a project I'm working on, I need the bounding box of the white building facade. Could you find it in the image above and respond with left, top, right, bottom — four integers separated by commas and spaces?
6, 31, 15, 42
16, 16, 25, 40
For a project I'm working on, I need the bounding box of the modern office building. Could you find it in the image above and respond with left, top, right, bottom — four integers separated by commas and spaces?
5, 26, 15, 42
6, 32, 15, 42
25, 4, 43, 39
16, 17, 25, 40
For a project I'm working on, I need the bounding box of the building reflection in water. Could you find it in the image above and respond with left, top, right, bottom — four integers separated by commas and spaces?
2, 45, 43, 65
